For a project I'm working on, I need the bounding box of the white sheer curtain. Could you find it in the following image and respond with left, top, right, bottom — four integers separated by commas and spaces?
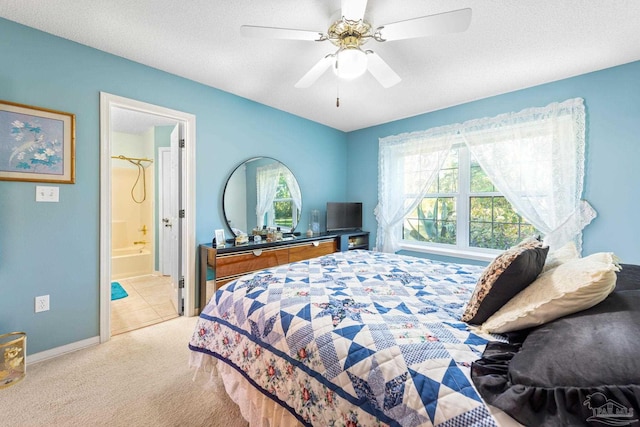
375, 126, 458, 253
376, 98, 596, 254
282, 169, 302, 228
255, 163, 282, 228
460, 98, 595, 251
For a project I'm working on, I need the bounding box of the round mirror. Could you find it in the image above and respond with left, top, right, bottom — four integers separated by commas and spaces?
223, 157, 302, 237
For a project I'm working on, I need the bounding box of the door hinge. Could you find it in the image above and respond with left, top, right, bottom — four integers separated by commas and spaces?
179, 138, 185, 148
179, 209, 185, 218
179, 277, 185, 289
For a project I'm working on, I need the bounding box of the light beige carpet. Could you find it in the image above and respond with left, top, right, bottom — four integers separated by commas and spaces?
1, 316, 248, 427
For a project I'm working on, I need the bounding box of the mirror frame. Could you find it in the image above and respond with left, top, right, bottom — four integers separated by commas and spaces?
222, 157, 302, 237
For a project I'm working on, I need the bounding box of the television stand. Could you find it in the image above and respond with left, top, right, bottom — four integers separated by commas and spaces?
335, 230, 370, 251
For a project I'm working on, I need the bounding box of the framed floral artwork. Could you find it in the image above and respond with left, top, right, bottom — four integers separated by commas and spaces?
0, 100, 75, 183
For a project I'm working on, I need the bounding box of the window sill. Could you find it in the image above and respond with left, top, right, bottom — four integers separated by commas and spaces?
398, 243, 499, 262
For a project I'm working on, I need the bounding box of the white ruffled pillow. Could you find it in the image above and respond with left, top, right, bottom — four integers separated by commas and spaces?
541, 241, 580, 272
479, 252, 620, 334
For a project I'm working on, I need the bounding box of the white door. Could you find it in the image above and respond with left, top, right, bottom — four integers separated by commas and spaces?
158, 124, 183, 314
158, 147, 174, 276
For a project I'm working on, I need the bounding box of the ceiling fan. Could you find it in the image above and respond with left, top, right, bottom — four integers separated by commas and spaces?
240, 0, 472, 89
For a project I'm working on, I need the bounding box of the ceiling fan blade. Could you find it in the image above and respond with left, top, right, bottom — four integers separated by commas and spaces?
366, 51, 401, 88
377, 8, 472, 41
341, 0, 368, 21
240, 25, 323, 41
295, 55, 335, 88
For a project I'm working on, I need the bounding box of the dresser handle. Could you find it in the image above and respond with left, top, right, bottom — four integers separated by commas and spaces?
312, 241, 319, 247
252, 249, 263, 256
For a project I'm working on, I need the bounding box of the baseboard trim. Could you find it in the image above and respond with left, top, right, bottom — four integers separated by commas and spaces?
27, 336, 100, 364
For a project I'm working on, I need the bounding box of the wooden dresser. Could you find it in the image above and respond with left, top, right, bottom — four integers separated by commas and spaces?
199, 236, 338, 311
198, 231, 369, 310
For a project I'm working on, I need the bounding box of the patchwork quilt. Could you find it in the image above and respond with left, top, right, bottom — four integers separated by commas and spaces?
189, 250, 499, 427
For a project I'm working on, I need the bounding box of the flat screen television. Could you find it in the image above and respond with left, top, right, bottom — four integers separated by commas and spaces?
326, 202, 363, 232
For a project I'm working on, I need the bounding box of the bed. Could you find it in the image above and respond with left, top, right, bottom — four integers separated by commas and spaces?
188, 247, 639, 426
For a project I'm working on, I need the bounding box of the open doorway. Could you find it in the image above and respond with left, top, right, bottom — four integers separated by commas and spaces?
110, 115, 179, 334
99, 93, 196, 342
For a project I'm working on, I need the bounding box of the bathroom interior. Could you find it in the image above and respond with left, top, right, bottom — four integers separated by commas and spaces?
110, 119, 179, 335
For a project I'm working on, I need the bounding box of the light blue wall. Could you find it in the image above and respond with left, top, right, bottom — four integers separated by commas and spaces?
0, 18, 347, 354
346, 60, 640, 266
3, 15, 638, 356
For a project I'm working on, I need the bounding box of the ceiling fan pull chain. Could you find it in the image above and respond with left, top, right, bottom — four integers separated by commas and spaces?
336, 79, 340, 107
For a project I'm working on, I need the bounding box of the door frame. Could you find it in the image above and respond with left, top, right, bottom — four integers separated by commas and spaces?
99, 92, 197, 343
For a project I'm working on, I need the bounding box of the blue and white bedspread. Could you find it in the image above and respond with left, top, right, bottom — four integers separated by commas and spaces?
189, 250, 498, 427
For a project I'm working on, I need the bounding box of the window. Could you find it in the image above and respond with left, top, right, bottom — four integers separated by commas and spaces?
468, 156, 537, 249
403, 148, 458, 245
256, 163, 301, 232
402, 147, 538, 253
376, 98, 593, 256
271, 174, 297, 231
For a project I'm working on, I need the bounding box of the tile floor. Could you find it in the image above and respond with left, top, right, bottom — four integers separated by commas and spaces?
111, 274, 179, 335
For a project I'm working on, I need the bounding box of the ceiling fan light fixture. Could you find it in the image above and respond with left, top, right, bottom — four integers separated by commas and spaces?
333, 47, 368, 79
243, 5, 472, 90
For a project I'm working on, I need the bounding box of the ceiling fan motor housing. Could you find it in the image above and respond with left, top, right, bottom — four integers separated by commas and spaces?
328, 18, 372, 49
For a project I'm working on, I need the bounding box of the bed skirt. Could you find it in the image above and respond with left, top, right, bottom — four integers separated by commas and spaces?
190, 351, 521, 427
190, 351, 303, 427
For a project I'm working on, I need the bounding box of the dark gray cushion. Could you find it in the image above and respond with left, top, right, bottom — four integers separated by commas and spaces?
471, 266, 640, 427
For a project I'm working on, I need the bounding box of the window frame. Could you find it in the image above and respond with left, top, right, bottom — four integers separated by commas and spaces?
378, 98, 589, 257
399, 145, 508, 261
266, 177, 299, 232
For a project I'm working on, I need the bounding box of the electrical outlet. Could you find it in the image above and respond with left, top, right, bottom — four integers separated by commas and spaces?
35, 295, 50, 313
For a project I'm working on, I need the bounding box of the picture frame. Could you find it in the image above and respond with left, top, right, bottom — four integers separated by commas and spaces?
0, 100, 75, 183
214, 229, 226, 248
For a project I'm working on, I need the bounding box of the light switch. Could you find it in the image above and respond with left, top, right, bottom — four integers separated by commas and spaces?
36, 186, 59, 202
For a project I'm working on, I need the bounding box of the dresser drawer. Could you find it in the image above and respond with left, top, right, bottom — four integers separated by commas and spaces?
289, 239, 337, 262
216, 247, 289, 279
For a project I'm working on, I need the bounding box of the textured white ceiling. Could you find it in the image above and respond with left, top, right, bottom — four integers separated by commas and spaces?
2, 0, 640, 132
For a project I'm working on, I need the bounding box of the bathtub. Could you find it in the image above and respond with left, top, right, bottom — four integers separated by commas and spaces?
111, 246, 153, 280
